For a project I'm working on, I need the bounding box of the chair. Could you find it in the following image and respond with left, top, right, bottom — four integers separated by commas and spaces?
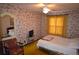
3, 38, 24, 55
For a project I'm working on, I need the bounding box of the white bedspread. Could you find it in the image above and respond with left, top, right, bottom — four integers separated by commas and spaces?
37, 35, 79, 55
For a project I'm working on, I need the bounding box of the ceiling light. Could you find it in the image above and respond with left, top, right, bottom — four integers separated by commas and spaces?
43, 7, 50, 14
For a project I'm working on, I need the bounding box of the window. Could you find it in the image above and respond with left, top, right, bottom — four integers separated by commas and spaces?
48, 15, 67, 36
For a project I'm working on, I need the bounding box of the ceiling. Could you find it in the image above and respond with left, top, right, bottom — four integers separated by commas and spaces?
0, 3, 79, 12
15, 3, 79, 12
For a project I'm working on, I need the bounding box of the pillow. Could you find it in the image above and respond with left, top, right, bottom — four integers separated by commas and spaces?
42, 35, 54, 41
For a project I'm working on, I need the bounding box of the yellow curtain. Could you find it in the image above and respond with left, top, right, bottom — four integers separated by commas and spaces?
48, 15, 67, 36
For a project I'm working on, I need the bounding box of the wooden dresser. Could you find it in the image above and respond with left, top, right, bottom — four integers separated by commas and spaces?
0, 36, 16, 55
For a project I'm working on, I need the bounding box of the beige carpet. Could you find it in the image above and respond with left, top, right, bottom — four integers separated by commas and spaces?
24, 41, 48, 55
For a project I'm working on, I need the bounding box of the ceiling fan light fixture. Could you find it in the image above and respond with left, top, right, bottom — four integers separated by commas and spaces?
43, 7, 50, 14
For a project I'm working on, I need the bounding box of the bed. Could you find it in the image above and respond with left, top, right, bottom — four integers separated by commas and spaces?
37, 35, 79, 55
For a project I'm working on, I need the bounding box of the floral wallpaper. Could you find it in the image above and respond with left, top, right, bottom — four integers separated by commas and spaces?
67, 13, 79, 38
0, 4, 43, 44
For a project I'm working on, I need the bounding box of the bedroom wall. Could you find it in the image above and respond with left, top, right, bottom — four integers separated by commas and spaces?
0, 15, 12, 36
41, 14, 48, 37
67, 13, 79, 38
0, 4, 43, 44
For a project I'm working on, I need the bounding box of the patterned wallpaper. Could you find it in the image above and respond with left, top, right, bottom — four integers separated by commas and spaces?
67, 13, 79, 38
0, 4, 43, 44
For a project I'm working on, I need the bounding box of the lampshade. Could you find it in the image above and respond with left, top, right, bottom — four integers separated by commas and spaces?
43, 7, 50, 14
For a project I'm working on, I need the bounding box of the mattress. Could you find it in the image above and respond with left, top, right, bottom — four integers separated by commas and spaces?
37, 35, 79, 55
